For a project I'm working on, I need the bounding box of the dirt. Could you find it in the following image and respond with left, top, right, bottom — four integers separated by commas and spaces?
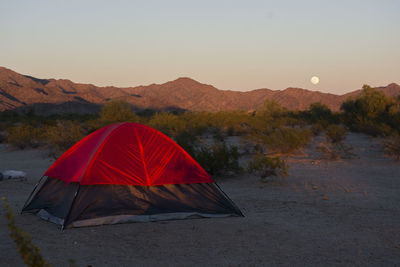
0, 133, 399, 266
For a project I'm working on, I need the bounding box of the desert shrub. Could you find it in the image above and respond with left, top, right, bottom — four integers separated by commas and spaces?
87, 101, 139, 131
341, 85, 395, 136
43, 120, 85, 153
174, 130, 199, 157
181, 111, 212, 135
305, 102, 333, 125
316, 126, 354, 160
211, 127, 226, 142
6, 123, 42, 149
99, 101, 138, 123
383, 133, 400, 160
207, 111, 251, 136
247, 153, 289, 181
257, 100, 287, 119
325, 124, 347, 143
195, 142, 241, 177
316, 142, 354, 160
256, 127, 312, 154
311, 122, 325, 136
2, 197, 50, 267
148, 112, 186, 137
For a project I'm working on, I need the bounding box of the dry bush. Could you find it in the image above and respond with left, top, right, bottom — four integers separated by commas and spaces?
316, 142, 354, 160
148, 112, 187, 137
316, 125, 354, 160
43, 120, 85, 153
2, 197, 50, 267
248, 127, 312, 155
325, 124, 347, 143
5, 123, 42, 149
247, 153, 289, 181
88, 101, 140, 130
383, 133, 400, 160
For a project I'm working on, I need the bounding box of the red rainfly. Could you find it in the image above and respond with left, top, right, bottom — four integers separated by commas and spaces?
45, 123, 213, 186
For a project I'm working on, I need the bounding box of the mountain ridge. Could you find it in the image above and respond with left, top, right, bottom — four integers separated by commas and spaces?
1, 66, 399, 114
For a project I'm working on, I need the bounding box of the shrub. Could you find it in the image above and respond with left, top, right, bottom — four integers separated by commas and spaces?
174, 130, 199, 157
257, 100, 286, 119
311, 123, 325, 136
340, 85, 395, 136
249, 127, 312, 154
325, 124, 347, 143
316, 126, 354, 160
2, 197, 50, 267
247, 153, 289, 181
99, 101, 138, 123
316, 142, 354, 160
195, 142, 241, 177
307, 102, 333, 124
43, 120, 85, 153
6, 123, 42, 149
148, 112, 186, 137
383, 133, 400, 160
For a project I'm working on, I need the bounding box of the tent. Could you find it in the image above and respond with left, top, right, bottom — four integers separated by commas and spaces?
22, 122, 242, 228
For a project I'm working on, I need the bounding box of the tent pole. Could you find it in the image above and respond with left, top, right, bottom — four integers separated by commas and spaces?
21, 176, 45, 214
214, 182, 244, 217
61, 184, 81, 231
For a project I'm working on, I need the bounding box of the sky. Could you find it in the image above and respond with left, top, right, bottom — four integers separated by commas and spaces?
1, 0, 399, 94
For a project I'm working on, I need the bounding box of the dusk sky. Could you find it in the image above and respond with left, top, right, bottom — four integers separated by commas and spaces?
1, 0, 399, 94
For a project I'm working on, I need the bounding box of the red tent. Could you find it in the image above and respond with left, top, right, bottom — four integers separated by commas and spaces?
22, 123, 242, 228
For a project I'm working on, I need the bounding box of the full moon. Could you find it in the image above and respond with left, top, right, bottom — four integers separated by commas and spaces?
311, 76, 319, 85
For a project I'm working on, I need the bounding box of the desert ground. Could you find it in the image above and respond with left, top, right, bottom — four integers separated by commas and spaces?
0, 133, 399, 266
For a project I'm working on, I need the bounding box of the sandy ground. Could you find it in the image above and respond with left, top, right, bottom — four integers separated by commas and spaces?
0, 133, 399, 266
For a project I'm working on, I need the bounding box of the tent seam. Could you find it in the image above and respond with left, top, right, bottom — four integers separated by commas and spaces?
82, 123, 124, 183
135, 130, 151, 186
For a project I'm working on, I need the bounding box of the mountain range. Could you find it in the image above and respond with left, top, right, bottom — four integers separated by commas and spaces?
1, 66, 399, 115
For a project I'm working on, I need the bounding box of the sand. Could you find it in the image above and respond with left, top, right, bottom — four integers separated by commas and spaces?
0, 133, 399, 266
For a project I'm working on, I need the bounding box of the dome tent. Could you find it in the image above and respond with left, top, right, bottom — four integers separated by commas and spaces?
22, 123, 242, 228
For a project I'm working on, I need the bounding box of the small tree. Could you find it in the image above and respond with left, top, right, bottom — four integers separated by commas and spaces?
99, 101, 139, 124
308, 102, 332, 124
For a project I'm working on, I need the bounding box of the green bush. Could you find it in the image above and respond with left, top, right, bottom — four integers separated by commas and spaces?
247, 153, 289, 180
340, 85, 396, 136
6, 123, 42, 149
307, 102, 332, 124
2, 197, 50, 267
195, 142, 241, 177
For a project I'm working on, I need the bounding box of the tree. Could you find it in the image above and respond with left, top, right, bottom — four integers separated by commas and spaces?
356, 85, 390, 119
99, 101, 139, 124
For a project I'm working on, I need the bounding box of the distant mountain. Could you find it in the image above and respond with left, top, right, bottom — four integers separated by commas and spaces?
0, 66, 399, 114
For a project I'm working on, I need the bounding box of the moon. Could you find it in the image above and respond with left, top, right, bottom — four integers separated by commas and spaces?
311, 76, 319, 85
